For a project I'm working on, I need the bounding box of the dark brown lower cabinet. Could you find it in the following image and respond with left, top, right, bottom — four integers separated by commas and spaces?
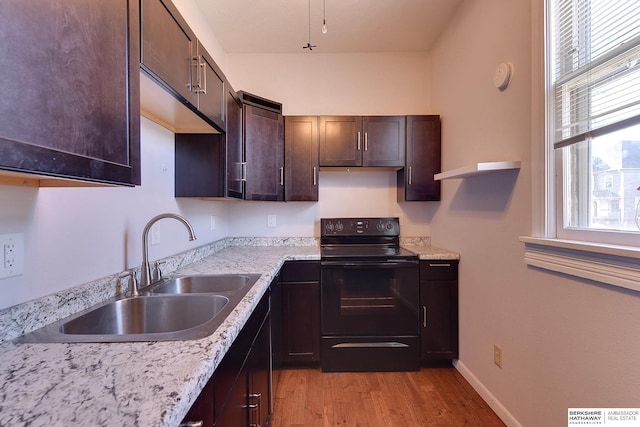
180, 288, 271, 427
280, 261, 321, 365
420, 260, 459, 364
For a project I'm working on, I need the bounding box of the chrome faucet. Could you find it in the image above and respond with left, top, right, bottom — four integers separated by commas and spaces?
141, 213, 196, 288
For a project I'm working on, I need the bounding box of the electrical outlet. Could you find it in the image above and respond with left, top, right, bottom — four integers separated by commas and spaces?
151, 224, 160, 245
267, 214, 276, 228
210, 215, 216, 231
0, 233, 24, 279
494, 344, 503, 368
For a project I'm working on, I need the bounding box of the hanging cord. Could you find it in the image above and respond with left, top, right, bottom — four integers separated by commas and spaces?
303, 0, 316, 50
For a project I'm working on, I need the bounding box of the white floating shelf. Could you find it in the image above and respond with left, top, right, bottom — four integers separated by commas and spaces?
434, 161, 521, 180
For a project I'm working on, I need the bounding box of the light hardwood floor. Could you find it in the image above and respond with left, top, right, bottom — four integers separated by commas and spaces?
271, 367, 505, 427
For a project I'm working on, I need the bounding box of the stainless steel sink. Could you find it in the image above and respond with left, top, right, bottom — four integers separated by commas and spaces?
60, 294, 228, 335
15, 273, 263, 343
148, 274, 261, 294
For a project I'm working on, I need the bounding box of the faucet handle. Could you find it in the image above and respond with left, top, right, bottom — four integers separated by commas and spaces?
119, 270, 139, 297
153, 261, 166, 283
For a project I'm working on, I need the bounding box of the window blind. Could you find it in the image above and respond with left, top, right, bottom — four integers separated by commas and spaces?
551, 0, 640, 149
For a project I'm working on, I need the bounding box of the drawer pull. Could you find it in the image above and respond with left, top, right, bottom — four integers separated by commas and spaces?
429, 263, 451, 267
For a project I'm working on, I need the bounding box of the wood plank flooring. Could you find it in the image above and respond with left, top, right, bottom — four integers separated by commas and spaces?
271, 367, 505, 427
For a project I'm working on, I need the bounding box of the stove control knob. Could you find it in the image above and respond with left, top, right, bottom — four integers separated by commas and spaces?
336, 222, 344, 231
376, 222, 384, 231
386, 222, 394, 230
326, 222, 334, 232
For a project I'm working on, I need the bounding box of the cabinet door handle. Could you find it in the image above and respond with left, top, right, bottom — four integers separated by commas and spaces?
199, 58, 207, 94
179, 421, 203, 427
188, 43, 195, 91
364, 132, 368, 151
423, 306, 427, 328
357, 131, 361, 151
241, 162, 247, 182
313, 166, 317, 186
280, 167, 284, 185
408, 166, 413, 185
249, 393, 262, 427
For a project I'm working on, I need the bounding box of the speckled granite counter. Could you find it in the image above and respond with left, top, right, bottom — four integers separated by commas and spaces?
0, 239, 458, 426
403, 244, 460, 261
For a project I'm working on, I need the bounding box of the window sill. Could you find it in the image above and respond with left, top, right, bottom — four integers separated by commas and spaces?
519, 236, 640, 292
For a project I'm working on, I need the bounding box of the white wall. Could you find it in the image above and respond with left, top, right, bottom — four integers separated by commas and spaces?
429, 1, 640, 426
226, 171, 432, 237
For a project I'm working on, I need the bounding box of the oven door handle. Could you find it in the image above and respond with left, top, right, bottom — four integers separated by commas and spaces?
321, 260, 418, 268
331, 342, 410, 349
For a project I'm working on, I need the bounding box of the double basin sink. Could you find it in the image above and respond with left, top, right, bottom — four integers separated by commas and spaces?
17, 274, 261, 343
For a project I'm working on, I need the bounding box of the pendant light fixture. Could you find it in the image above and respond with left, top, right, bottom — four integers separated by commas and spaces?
322, 0, 328, 34
302, 0, 317, 51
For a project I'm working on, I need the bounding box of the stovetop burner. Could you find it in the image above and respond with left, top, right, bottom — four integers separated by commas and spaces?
320, 217, 417, 261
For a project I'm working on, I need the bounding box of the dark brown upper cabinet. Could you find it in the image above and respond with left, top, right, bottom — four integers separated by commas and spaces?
226, 87, 244, 199
243, 103, 285, 201
227, 92, 284, 201
174, 83, 238, 199
285, 116, 319, 201
319, 116, 406, 168
174, 133, 225, 198
141, 0, 225, 132
398, 115, 441, 201
0, 0, 140, 186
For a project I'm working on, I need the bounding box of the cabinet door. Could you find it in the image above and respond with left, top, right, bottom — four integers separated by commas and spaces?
270, 278, 283, 398
226, 88, 244, 199
216, 363, 249, 427
398, 115, 441, 201
141, 0, 196, 106
420, 280, 459, 361
319, 116, 363, 167
0, 0, 140, 186
181, 375, 214, 426
362, 116, 406, 167
420, 261, 458, 363
249, 314, 272, 426
195, 41, 225, 130
282, 281, 321, 363
285, 116, 319, 201
244, 105, 284, 201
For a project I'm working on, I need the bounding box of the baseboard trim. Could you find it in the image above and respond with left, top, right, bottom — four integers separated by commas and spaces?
453, 360, 522, 427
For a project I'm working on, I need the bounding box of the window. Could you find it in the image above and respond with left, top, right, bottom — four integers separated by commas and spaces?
549, 0, 640, 245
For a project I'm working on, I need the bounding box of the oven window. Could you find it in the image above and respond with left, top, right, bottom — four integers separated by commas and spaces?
321, 263, 419, 336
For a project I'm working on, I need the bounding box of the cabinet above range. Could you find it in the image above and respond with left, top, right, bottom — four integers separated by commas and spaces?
319, 116, 406, 168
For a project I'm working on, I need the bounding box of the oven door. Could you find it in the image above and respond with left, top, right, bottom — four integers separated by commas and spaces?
321, 259, 419, 336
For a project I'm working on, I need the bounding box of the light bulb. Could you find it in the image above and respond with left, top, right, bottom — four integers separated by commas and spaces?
322, 21, 327, 34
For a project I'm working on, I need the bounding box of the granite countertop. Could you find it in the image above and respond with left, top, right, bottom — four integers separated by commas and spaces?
0, 240, 458, 426
403, 244, 461, 261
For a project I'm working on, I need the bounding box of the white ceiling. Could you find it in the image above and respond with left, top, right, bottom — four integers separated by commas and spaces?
194, 0, 464, 54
